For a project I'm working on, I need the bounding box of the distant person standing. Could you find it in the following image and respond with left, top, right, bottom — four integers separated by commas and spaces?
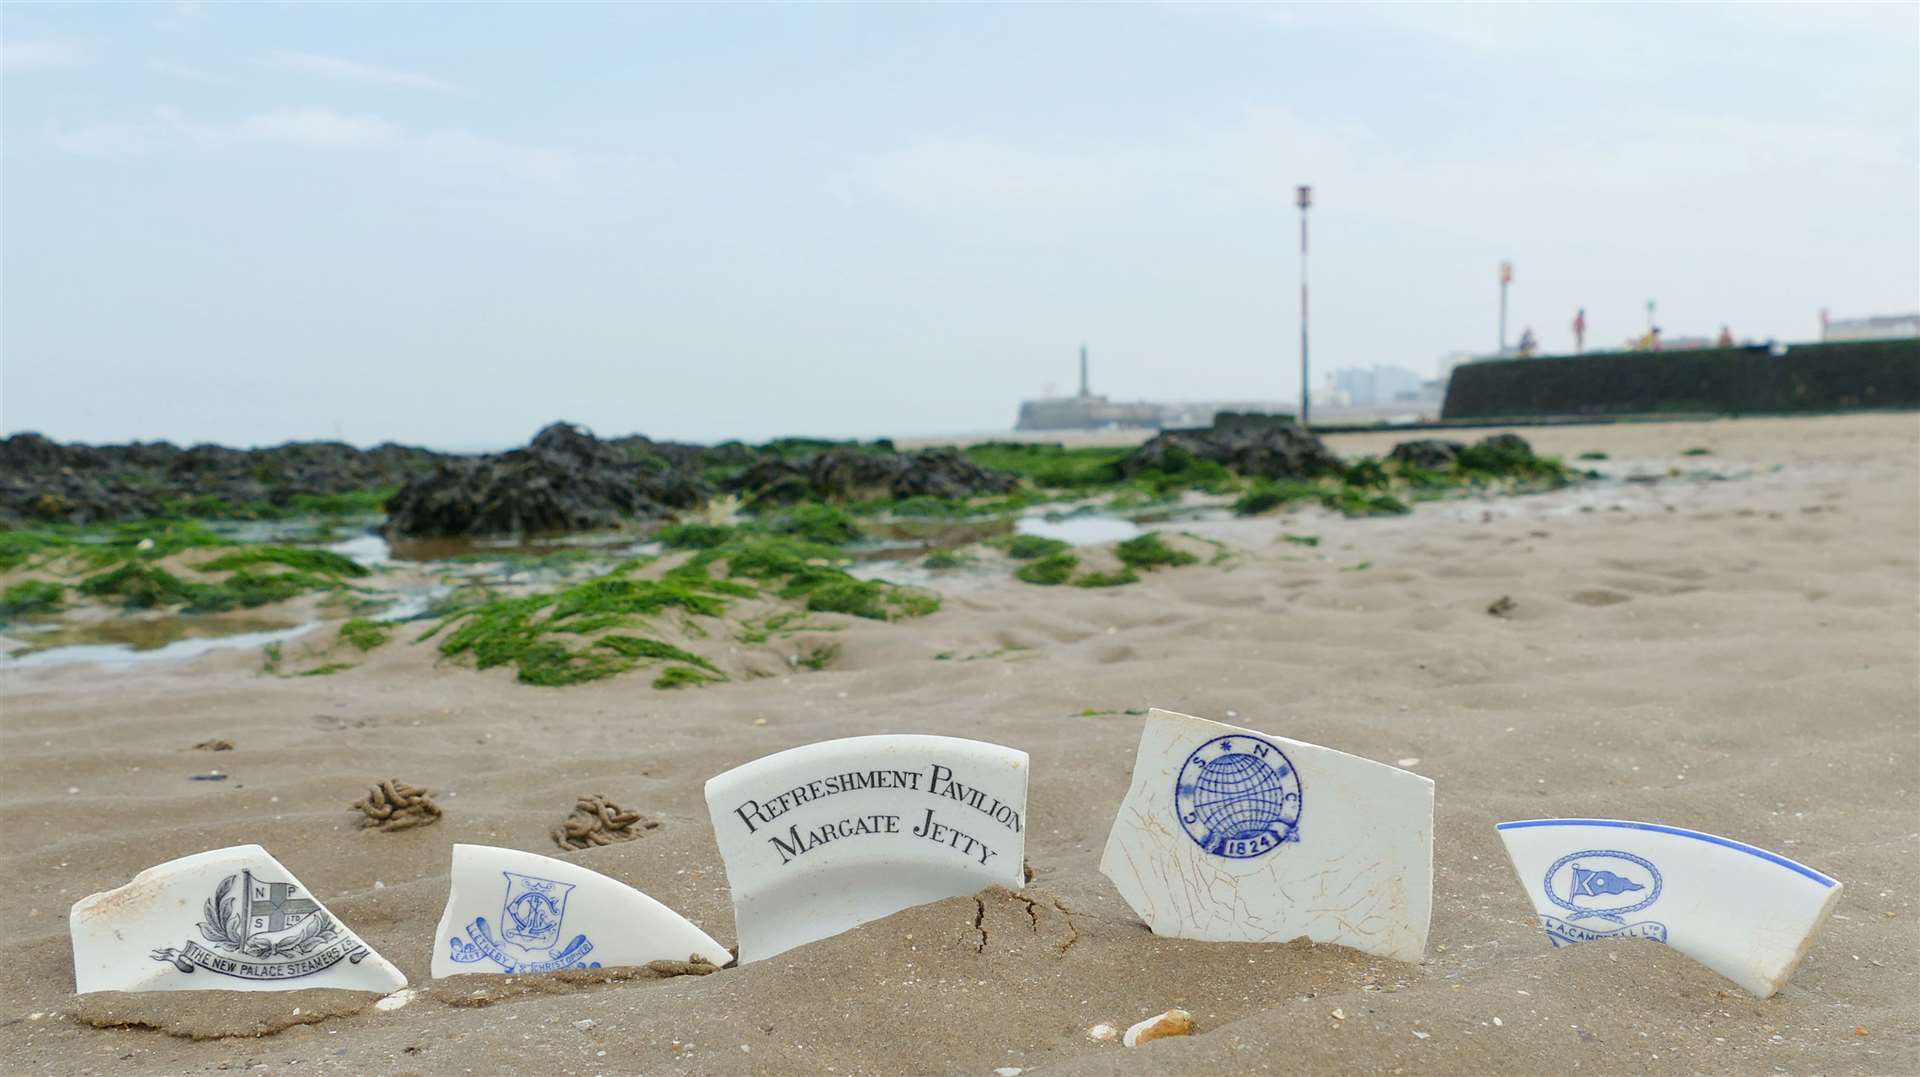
1717, 324, 1735, 348
1518, 326, 1538, 357
1572, 308, 1587, 353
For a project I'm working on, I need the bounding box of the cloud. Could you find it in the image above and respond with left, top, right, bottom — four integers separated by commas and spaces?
418, 130, 582, 191
269, 52, 450, 92
52, 107, 220, 158
2, 40, 81, 70
236, 107, 402, 150
149, 60, 223, 84
47, 105, 591, 192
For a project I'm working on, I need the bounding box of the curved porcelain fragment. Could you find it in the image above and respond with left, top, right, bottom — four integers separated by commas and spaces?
1099, 708, 1434, 962
706, 734, 1029, 963
430, 844, 728, 977
1496, 818, 1842, 998
70, 844, 406, 994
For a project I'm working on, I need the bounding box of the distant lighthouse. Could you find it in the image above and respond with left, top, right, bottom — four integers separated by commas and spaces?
1078, 345, 1090, 398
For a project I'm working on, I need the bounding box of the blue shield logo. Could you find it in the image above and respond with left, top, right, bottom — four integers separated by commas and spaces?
500, 872, 575, 949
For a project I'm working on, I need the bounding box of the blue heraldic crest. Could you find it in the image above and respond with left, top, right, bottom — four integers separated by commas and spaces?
1538, 850, 1670, 948
448, 872, 601, 974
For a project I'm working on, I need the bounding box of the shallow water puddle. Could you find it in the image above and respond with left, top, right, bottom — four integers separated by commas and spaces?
1015, 512, 1144, 545
3, 616, 319, 669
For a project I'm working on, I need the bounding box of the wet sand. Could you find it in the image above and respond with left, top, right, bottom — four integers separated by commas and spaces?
3, 413, 1916, 1074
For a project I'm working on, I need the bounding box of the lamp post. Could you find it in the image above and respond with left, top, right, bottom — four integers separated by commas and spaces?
1297, 184, 1312, 426
1499, 260, 1513, 354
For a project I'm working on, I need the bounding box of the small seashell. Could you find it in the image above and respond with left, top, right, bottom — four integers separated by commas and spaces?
1123, 1009, 1194, 1047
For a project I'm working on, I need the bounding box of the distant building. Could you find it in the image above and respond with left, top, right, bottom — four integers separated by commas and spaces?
1329, 365, 1424, 407
1013, 346, 1289, 431
1822, 311, 1920, 343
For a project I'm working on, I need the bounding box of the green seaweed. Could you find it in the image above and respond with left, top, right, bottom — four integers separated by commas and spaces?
92, 519, 232, 562
1126, 446, 1235, 495
962, 443, 1130, 488
1332, 491, 1411, 518
1072, 569, 1140, 588
594, 634, 721, 673
924, 551, 974, 570
653, 665, 724, 690
200, 546, 370, 578
793, 643, 840, 671
1003, 534, 1071, 560
339, 618, 393, 651
1282, 533, 1320, 547
77, 563, 200, 609
1577, 451, 1609, 461
805, 578, 939, 620
1682, 447, 1713, 456
0, 579, 64, 618
298, 662, 354, 677
654, 522, 737, 550
1015, 552, 1077, 585
0, 531, 67, 572
187, 569, 338, 612
1115, 533, 1198, 570
1232, 480, 1327, 516
767, 504, 864, 545
1343, 458, 1391, 489
287, 488, 395, 516
429, 535, 932, 686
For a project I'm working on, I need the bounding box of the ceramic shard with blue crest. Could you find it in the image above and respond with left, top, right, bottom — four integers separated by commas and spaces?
69, 844, 408, 994
1098, 708, 1434, 962
430, 844, 729, 977
1496, 818, 1842, 997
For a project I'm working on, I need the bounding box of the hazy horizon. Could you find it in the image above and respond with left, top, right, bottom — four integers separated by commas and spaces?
3, 3, 1916, 449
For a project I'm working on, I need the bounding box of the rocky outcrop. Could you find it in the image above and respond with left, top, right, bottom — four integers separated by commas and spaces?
1386, 439, 1466, 470
730, 447, 1019, 508
1118, 418, 1343, 481
383, 422, 708, 538
0, 432, 443, 526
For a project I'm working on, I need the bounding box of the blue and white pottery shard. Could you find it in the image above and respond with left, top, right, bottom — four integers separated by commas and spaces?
1098, 708, 1434, 962
430, 844, 729, 977
705, 734, 1029, 963
1496, 818, 1843, 998
70, 844, 407, 994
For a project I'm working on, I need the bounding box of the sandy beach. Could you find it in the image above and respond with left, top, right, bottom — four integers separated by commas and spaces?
2, 413, 1916, 1075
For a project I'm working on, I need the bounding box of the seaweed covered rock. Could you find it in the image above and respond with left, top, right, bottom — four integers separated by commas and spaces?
0, 431, 443, 525
1387, 439, 1466, 470
384, 422, 708, 538
1117, 417, 1343, 481
732, 447, 1017, 507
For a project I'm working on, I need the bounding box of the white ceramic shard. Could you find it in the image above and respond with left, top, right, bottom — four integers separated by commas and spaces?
1496, 818, 1842, 998
431, 844, 728, 977
70, 844, 406, 994
1098, 708, 1434, 962
706, 734, 1029, 963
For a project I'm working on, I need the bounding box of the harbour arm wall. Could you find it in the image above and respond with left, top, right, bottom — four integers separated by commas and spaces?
1440, 339, 1920, 421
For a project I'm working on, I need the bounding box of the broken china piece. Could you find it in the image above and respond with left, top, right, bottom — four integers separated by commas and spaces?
706, 734, 1029, 963
70, 844, 406, 994
1496, 817, 1842, 998
1099, 708, 1434, 962
431, 843, 729, 977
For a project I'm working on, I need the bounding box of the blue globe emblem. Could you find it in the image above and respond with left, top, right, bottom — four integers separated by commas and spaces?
1175, 735, 1302, 859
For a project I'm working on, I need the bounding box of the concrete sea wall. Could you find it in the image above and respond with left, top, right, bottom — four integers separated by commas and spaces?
1440, 339, 1920, 420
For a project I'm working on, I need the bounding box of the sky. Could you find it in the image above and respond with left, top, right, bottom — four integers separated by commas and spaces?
2, 3, 1916, 449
